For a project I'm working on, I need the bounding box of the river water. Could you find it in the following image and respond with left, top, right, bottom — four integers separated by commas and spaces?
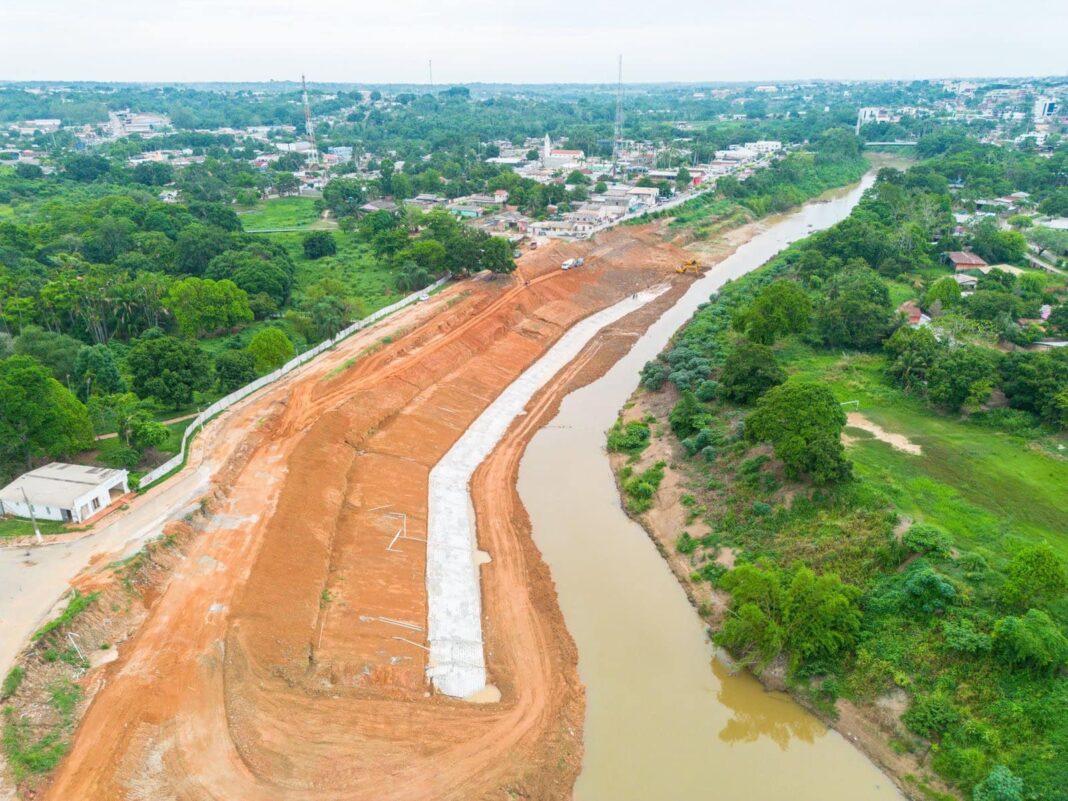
517, 174, 903, 801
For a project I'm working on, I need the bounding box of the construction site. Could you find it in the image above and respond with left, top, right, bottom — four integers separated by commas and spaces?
3, 222, 714, 801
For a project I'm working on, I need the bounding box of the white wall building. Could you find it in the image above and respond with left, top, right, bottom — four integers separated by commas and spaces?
0, 463, 129, 524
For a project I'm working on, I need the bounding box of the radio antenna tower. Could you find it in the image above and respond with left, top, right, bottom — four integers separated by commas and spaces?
429, 59, 434, 88
302, 74, 318, 163
612, 55, 624, 178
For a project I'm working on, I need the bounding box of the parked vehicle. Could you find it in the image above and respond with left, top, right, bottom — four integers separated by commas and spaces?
561, 259, 576, 270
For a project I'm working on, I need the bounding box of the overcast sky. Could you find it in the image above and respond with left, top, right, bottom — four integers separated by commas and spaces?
4, 0, 1066, 85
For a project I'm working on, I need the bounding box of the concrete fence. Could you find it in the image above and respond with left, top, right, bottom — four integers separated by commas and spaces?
139, 276, 450, 490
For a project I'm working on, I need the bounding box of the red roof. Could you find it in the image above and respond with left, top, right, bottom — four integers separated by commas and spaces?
897, 301, 923, 324
946, 251, 987, 269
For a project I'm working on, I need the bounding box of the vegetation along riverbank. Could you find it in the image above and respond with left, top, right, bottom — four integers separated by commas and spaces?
611, 137, 1068, 801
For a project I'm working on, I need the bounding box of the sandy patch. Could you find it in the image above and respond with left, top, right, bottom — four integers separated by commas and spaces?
845, 413, 922, 456
715, 547, 737, 569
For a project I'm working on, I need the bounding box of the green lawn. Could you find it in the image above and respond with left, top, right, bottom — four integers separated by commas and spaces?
238, 197, 324, 230
0, 517, 78, 540
273, 232, 404, 311
779, 342, 1068, 565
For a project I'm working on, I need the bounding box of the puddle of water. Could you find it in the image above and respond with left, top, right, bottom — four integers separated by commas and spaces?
518, 174, 903, 800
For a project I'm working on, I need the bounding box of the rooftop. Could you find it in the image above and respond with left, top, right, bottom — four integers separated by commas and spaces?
0, 463, 127, 509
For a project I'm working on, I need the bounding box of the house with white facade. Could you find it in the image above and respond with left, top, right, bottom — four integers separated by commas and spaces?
0, 463, 129, 524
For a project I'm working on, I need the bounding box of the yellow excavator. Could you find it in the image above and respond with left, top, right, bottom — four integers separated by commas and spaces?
676, 259, 701, 275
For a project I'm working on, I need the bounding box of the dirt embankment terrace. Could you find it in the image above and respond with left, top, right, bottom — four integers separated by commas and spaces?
2, 225, 707, 801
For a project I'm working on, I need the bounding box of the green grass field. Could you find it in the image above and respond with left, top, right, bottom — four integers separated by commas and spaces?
238, 197, 325, 230
0, 517, 73, 540
779, 342, 1068, 565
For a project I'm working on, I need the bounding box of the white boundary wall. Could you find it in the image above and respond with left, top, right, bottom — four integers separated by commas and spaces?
426, 284, 669, 698
140, 276, 450, 489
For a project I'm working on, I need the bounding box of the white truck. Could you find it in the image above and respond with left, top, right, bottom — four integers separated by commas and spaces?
561, 259, 576, 270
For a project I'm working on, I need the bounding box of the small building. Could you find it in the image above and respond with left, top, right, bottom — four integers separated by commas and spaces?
897, 300, 930, 327
953, 273, 979, 293
945, 251, 988, 271
359, 199, 399, 214
0, 463, 129, 524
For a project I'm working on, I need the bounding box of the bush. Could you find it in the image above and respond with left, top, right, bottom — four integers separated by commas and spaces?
639, 359, 668, 390
100, 445, 141, 470
676, 532, 699, 555
941, 618, 992, 655
992, 609, 1068, 672
607, 420, 651, 456
973, 765, 1024, 801
620, 461, 667, 513
902, 523, 953, 559
1000, 543, 1068, 610
215, 349, 257, 393
669, 391, 711, 438
901, 564, 958, 616
694, 379, 720, 402
903, 692, 961, 739
302, 231, 337, 260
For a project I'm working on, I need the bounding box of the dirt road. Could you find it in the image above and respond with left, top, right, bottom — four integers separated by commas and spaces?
25, 226, 696, 801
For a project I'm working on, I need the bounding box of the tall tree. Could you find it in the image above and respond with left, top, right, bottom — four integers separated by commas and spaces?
0, 355, 93, 472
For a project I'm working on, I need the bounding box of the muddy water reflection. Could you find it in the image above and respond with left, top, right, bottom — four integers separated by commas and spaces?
517, 175, 903, 800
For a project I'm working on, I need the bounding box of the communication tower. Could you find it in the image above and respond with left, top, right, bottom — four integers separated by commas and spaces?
302, 74, 318, 163
612, 55, 624, 178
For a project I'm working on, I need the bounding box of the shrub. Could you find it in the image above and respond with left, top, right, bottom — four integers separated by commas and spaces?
607, 419, 651, 456
639, 359, 668, 390
903, 692, 961, 739
902, 523, 953, 559
100, 446, 141, 470
694, 379, 720, 402
676, 533, 699, 555
302, 230, 337, 260
992, 609, 1068, 672
621, 461, 667, 513
901, 565, 958, 616
941, 618, 992, 655
669, 391, 711, 438
973, 765, 1024, 801
1000, 543, 1068, 610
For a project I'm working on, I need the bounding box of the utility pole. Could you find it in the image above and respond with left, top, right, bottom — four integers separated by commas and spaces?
612, 55, 624, 179
20, 487, 43, 545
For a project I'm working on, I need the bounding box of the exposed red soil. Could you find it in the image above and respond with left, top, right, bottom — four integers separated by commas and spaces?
38, 226, 696, 801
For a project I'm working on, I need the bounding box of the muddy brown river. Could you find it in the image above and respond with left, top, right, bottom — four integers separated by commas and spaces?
518, 174, 904, 800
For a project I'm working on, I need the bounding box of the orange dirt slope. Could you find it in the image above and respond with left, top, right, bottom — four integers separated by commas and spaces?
41, 224, 693, 801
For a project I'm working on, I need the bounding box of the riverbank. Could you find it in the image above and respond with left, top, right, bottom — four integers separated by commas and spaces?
519, 173, 904, 801
606, 389, 934, 801
3, 168, 885, 799
6, 223, 701, 800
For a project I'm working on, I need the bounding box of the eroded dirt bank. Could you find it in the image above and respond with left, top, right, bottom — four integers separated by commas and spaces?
23, 225, 700, 801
